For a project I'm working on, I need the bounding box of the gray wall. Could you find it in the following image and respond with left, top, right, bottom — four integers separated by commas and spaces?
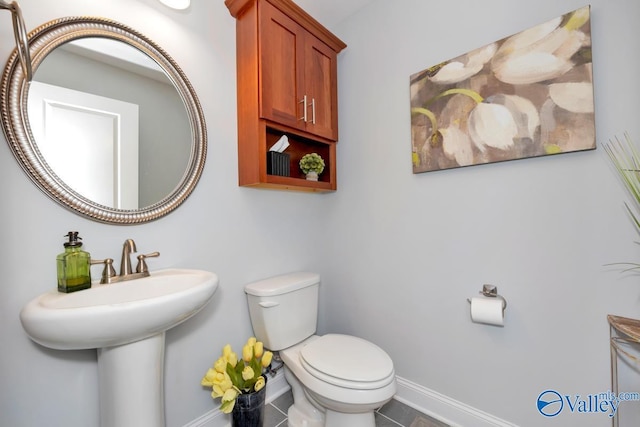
319, 1, 640, 426
0, 1, 639, 427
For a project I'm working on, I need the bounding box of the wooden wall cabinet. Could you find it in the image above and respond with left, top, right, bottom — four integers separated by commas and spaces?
225, 0, 346, 192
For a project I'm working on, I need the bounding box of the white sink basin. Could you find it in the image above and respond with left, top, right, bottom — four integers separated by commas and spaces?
20, 268, 218, 426
20, 268, 219, 350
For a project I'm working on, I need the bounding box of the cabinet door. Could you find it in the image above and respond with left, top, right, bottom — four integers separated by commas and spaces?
258, 2, 305, 131
303, 36, 338, 141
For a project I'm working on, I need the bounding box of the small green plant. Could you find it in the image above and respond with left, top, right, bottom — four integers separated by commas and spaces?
299, 153, 325, 175
605, 133, 640, 233
605, 132, 640, 271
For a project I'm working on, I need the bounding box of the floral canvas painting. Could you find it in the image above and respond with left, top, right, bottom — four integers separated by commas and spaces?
409, 6, 595, 173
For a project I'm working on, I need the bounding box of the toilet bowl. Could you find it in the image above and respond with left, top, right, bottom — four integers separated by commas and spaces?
244, 272, 397, 427
281, 334, 396, 427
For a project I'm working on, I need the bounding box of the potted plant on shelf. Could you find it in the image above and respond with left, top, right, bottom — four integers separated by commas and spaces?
299, 153, 325, 181
201, 337, 273, 426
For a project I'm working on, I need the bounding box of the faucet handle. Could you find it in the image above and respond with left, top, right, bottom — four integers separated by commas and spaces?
136, 252, 160, 274
91, 258, 117, 284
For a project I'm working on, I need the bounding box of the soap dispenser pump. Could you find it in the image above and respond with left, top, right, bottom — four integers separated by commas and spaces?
57, 231, 92, 293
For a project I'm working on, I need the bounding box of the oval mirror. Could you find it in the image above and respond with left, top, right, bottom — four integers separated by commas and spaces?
1, 17, 207, 224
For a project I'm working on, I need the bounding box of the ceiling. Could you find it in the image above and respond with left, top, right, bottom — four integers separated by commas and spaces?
292, 0, 375, 29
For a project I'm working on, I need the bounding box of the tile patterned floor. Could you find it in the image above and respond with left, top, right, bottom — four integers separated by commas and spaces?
264, 390, 449, 427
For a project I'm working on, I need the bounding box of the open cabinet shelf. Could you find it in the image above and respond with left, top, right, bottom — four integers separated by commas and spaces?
262, 125, 336, 191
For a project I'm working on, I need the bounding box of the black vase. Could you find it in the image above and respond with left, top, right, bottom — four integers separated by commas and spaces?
231, 381, 267, 427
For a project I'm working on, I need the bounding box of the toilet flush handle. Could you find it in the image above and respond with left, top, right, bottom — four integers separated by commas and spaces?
259, 301, 279, 308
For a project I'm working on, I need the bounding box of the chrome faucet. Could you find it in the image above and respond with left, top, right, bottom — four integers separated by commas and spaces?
91, 239, 160, 284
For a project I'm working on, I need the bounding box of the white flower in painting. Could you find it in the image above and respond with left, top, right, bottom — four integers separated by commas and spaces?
430, 43, 497, 85
495, 16, 562, 56
468, 103, 518, 152
491, 6, 590, 84
493, 50, 576, 85
488, 94, 540, 140
548, 82, 594, 113
441, 127, 474, 166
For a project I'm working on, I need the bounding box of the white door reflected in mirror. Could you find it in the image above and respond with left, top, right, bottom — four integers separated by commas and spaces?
28, 81, 139, 209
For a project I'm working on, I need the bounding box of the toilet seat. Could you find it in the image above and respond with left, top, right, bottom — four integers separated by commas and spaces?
299, 334, 394, 390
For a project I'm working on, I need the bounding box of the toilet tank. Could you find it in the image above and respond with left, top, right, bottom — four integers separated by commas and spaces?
244, 272, 320, 351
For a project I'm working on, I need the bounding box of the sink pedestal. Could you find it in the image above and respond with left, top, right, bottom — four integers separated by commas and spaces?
98, 333, 166, 427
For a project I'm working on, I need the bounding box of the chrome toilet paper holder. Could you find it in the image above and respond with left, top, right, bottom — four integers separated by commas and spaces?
467, 284, 507, 311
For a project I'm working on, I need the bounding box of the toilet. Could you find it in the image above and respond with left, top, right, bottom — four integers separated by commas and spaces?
244, 272, 396, 427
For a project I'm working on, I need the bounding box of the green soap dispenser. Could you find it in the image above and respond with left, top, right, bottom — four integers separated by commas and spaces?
57, 231, 92, 293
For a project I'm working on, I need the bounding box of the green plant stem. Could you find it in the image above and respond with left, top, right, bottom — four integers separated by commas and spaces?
410, 107, 438, 133
428, 88, 484, 105
411, 88, 485, 137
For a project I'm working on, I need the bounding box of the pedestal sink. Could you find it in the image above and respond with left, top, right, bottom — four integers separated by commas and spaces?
20, 268, 219, 427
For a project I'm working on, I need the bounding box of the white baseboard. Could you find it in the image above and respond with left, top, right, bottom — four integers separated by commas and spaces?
394, 377, 518, 427
184, 373, 517, 427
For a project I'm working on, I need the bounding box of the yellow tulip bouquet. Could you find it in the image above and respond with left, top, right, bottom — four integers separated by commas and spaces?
201, 337, 273, 414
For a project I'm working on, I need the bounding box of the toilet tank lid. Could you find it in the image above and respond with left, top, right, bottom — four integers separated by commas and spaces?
244, 272, 320, 297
